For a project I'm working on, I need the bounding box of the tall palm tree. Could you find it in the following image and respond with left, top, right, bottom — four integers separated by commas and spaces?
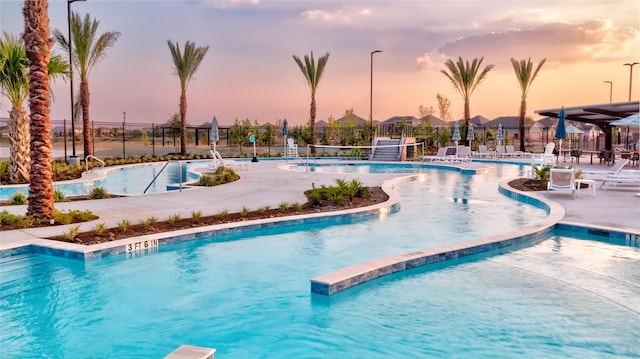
511, 57, 546, 152
22, 0, 54, 220
167, 40, 209, 156
0, 33, 67, 183
292, 51, 330, 154
441, 57, 493, 145
53, 12, 120, 158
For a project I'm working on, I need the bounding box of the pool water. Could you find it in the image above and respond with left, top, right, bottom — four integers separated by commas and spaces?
0, 160, 209, 200
1, 166, 638, 358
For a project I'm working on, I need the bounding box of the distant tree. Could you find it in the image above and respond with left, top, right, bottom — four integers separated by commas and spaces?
54, 12, 121, 157
167, 40, 209, 155
418, 105, 434, 117
22, 0, 54, 219
436, 93, 452, 122
511, 57, 546, 151
0, 33, 67, 183
166, 113, 182, 150
441, 57, 494, 145
292, 51, 330, 154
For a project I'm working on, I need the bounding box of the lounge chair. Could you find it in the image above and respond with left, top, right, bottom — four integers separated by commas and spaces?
547, 168, 575, 198
582, 159, 629, 180
495, 145, 507, 158
531, 142, 555, 167
505, 145, 524, 158
599, 166, 640, 190
454, 146, 472, 162
473, 145, 493, 159
421, 147, 449, 162
209, 150, 249, 170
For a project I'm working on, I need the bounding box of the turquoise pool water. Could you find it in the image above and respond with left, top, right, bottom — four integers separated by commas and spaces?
1, 166, 638, 358
0, 160, 211, 200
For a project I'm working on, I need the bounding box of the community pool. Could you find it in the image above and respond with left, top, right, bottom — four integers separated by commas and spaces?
1, 165, 638, 358
0, 160, 212, 200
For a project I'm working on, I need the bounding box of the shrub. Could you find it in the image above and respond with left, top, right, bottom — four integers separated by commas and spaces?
198, 174, 217, 186
54, 188, 68, 202
532, 166, 551, 187
118, 219, 131, 232
168, 213, 181, 225
191, 210, 202, 222
63, 225, 81, 242
10, 191, 27, 205
291, 202, 302, 212
240, 206, 250, 217
278, 201, 289, 212
92, 222, 107, 236
89, 187, 110, 199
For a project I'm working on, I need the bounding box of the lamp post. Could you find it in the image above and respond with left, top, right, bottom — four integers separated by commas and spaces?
369, 50, 382, 145
67, 0, 85, 164
604, 80, 612, 103
623, 62, 639, 101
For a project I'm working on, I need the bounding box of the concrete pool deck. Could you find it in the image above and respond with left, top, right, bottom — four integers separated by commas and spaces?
1, 158, 639, 256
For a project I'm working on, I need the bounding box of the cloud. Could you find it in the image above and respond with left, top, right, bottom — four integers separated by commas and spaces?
301, 8, 371, 24
416, 20, 639, 71
201, 0, 259, 9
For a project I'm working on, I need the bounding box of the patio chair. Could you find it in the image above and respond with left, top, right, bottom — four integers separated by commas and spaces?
421, 147, 449, 162
600, 169, 640, 190
582, 159, 629, 180
455, 146, 472, 162
495, 145, 506, 158
599, 150, 615, 166
547, 168, 575, 198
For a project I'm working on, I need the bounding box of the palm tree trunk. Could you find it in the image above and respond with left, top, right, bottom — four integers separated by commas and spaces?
8, 106, 30, 182
80, 79, 92, 157
464, 97, 470, 146
23, 0, 54, 220
519, 97, 526, 152
309, 97, 316, 154
180, 91, 187, 155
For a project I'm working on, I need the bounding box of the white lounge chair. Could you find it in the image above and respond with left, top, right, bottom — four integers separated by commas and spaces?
532, 142, 555, 167
473, 145, 493, 159
209, 150, 249, 170
600, 168, 640, 190
495, 145, 507, 158
582, 159, 629, 180
547, 168, 575, 198
421, 147, 449, 162
455, 146, 472, 162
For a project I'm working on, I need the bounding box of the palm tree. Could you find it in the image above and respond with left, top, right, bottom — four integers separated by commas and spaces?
22, 0, 54, 220
167, 40, 209, 156
292, 51, 330, 154
441, 57, 494, 145
511, 57, 546, 152
0, 33, 67, 183
53, 12, 120, 158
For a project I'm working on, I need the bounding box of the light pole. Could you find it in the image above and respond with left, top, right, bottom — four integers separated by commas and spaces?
67, 0, 85, 163
623, 62, 639, 101
369, 50, 382, 145
604, 81, 612, 103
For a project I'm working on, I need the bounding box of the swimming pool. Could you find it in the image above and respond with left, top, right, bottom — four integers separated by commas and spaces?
1, 165, 638, 358
0, 160, 212, 200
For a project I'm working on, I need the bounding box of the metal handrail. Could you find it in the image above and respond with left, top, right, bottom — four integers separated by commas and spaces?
143, 160, 182, 194
85, 155, 105, 172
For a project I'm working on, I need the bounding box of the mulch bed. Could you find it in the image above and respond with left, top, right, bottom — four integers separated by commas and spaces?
47, 187, 389, 245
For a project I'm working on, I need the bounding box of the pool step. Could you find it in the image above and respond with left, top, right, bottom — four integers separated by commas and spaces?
164, 345, 215, 359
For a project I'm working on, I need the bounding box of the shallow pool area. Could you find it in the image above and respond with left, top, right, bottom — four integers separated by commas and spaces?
1, 165, 638, 358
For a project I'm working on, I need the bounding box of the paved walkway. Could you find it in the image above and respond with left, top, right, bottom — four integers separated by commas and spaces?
1, 158, 639, 252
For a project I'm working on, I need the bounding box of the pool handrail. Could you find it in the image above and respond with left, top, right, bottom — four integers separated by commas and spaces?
85, 155, 105, 172
144, 160, 182, 194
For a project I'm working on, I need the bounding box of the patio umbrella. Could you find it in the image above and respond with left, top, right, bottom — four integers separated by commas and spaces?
452, 121, 461, 152
610, 113, 639, 126
496, 123, 503, 146
466, 123, 474, 144
555, 106, 567, 160
282, 118, 288, 158
210, 116, 219, 152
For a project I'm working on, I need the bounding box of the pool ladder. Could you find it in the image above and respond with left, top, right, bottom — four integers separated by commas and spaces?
143, 160, 182, 194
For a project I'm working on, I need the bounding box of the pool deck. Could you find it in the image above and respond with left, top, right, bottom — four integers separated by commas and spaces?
1, 158, 639, 262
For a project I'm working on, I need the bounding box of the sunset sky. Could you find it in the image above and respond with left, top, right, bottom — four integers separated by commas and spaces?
1, 0, 639, 126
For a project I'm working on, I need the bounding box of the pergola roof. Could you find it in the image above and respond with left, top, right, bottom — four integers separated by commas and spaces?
535, 101, 639, 126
